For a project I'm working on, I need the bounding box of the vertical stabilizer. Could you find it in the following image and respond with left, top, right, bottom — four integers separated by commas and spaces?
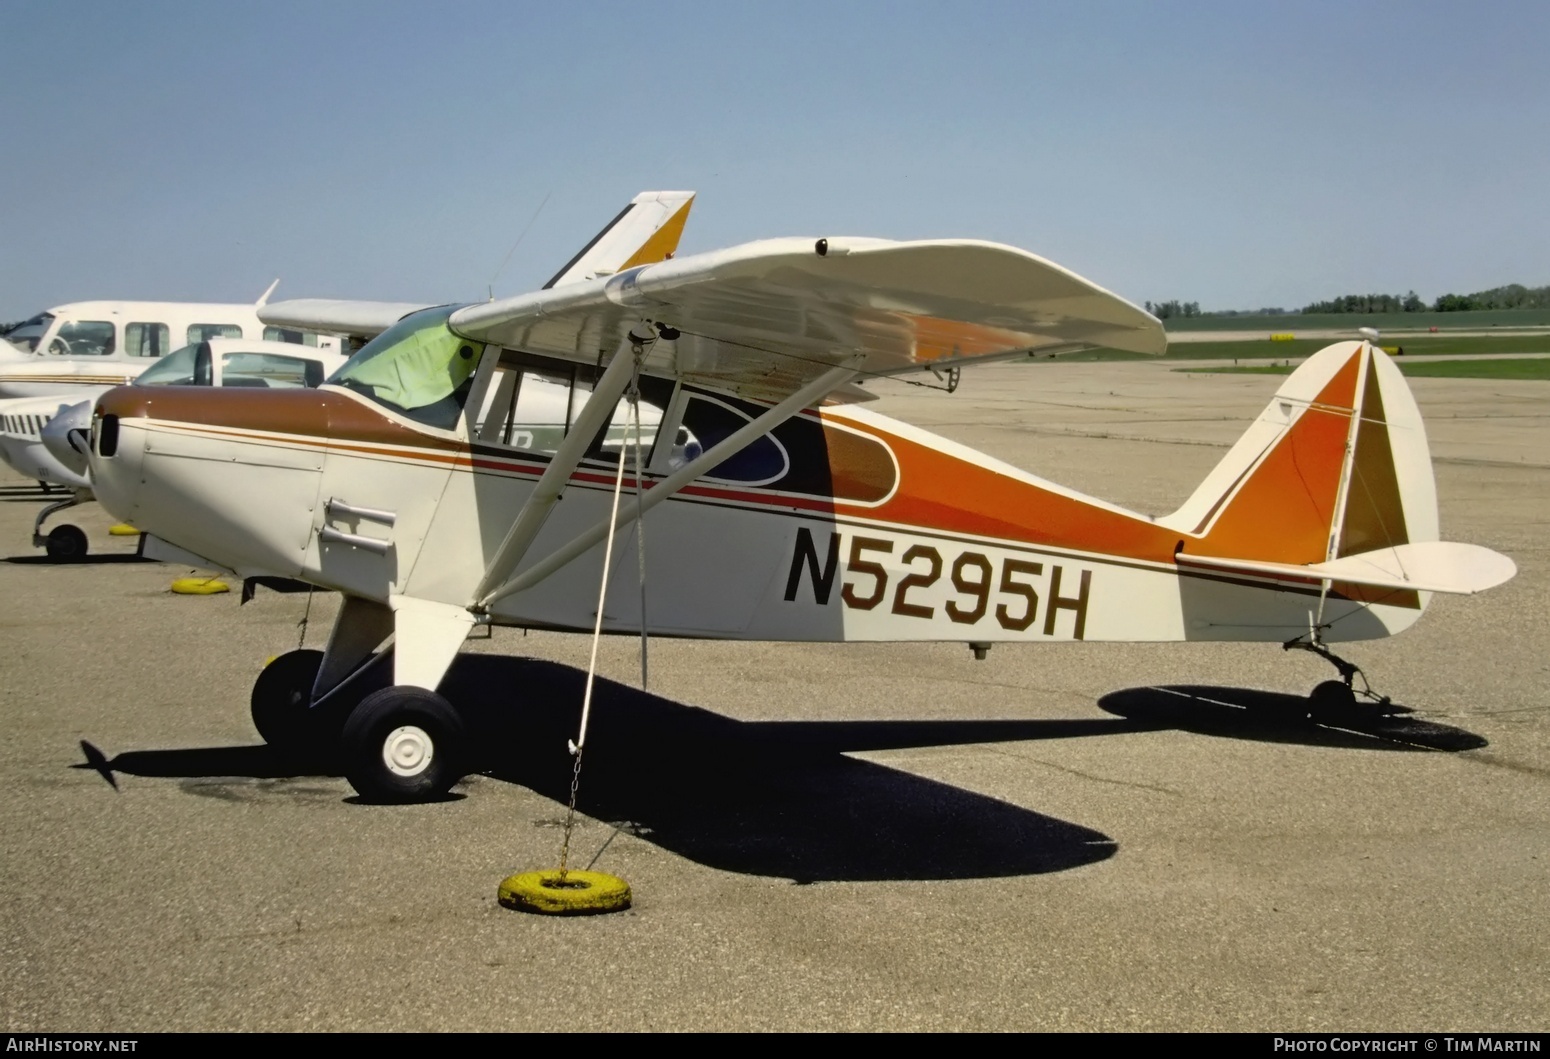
1162, 341, 1439, 565
543, 191, 696, 289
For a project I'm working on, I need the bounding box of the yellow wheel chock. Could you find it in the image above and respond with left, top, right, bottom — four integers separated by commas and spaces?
170, 576, 231, 595
498, 869, 632, 916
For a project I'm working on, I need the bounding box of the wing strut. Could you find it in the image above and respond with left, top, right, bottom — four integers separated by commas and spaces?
468, 324, 658, 607
474, 355, 865, 611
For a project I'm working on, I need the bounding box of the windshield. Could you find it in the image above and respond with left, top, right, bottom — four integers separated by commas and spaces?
327, 306, 483, 429
2, 313, 56, 352
135, 344, 207, 386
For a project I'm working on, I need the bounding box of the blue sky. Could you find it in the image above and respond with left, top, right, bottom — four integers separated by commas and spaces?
3, 1, 1547, 319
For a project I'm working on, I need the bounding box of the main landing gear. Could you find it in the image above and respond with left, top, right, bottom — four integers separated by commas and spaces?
250, 648, 355, 771
249, 596, 475, 803
33, 495, 88, 561
45, 524, 88, 561
250, 657, 470, 802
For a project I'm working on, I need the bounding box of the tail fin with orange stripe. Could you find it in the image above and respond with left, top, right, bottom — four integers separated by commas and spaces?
1162, 341, 1514, 601
542, 190, 696, 289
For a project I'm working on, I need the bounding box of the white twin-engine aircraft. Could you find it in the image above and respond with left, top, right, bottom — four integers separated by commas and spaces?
0, 284, 341, 399
84, 190, 1515, 804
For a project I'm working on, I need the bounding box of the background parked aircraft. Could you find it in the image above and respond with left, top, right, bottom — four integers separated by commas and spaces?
3, 338, 345, 560
0, 285, 340, 400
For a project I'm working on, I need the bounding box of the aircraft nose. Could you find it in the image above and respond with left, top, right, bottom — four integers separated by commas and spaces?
86, 386, 151, 523
41, 400, 92, 477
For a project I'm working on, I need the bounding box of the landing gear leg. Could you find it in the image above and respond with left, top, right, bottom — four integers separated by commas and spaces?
1282, 636, 1404, 720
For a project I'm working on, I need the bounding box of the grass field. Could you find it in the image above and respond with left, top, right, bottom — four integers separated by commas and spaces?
1162, 307, 1550, 333
1174, 358, 1550, 380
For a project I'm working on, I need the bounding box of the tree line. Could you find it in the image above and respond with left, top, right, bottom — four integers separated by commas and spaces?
1144, 300, 1202, 319
1299, 284, 1550, 313
1163, 283, 1550, 318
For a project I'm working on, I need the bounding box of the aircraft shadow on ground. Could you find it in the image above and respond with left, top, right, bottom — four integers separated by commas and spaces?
96, 654, 1132, 883
1098, 685, 1488, 752
5, 553, 153, 565
85, 663, 1487, 883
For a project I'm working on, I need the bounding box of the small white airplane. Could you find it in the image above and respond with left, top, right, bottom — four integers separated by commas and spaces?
84, 190, 1516, 804
1, 338, 346, 559
0, 285, 341, 399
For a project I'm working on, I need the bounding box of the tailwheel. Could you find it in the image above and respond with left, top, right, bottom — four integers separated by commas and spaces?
1308, 679, 1358, 721
341, 685, 466, 803
45, 524, 88, 562
251, 649, 332, 765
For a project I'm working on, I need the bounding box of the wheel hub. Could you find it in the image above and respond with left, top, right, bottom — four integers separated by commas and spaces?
382, 725, 434, 777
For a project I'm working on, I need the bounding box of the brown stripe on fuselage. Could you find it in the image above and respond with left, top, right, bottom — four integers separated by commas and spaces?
93, 385, 467, 453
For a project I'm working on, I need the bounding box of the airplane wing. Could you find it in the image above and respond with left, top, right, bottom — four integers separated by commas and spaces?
258, 299, 438, 340
449, 237, 1165, 401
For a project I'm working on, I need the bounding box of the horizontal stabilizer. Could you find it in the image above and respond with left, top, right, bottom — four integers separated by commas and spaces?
259, 299, 436, 340
1177, 541, 1517, 596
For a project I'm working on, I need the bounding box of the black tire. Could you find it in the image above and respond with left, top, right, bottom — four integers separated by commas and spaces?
341, 685, 466, 803
1308, 679, 1357, 721
251, 649, 325, 755
45, 524, 88, 562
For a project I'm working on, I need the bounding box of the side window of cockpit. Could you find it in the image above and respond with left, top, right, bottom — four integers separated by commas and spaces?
476, 364, 573, 454
584, 376, 674, 468
48, 321, 115, 356
263, 326, 320, 347
472, 356, 671, 464
187, 323, 243, 344
125, 323, 169, 358
674, 393, 789, 485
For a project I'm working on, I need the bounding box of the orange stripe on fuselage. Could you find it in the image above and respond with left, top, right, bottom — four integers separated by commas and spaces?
825, 420, 1182, 563
1193, 351, 1360, 564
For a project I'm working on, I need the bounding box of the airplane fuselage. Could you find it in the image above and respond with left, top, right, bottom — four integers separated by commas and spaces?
88, 350, 1423, 647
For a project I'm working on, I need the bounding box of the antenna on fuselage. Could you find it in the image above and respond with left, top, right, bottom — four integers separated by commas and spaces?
256, 278, 280, 307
